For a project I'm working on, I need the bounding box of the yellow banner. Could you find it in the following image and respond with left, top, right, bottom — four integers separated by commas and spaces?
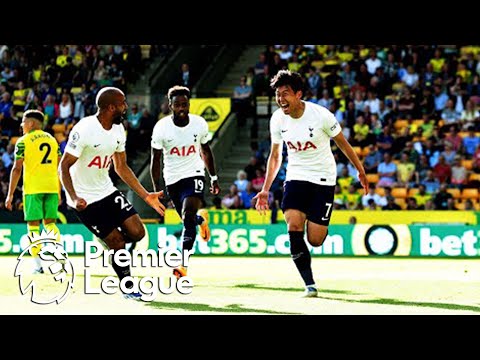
190, 98, 231, 138
164, 209, 478, 225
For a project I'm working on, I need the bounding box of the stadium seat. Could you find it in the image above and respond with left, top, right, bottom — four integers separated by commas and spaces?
447, 188, 461, 199
395, 198, 406, 209
353, 146, 363, 157
461, 188, 479, 201
54, 133, 66, 143
361, 146, 370, 157
375, 187, 386, 196
10, 136, 19, 145
366, 173, 379, 184
394, 120, 409, 130
412, 119, 424, 127
408, 188, 419, 197
52, 124, 66, 134
468, 173, 480, 182
458, 132, 469, 139
461, 159, 473, 170
392, 187, 408, 198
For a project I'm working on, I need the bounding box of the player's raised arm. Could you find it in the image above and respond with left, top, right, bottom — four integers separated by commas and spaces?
112, 150, 166, 216
333, 131, 369, 195
254, 142, 282, 215
59, 152, 87, 211
200, 143, 220, 195
150, 148, 163, 193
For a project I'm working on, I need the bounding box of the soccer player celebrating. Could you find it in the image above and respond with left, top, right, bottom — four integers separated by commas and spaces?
6, 110, 62, 273
254, 70, 368, 297
150, 85, 220, 278
59, 87, 166, 300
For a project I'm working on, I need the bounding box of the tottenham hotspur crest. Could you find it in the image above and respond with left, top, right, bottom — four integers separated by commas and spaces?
14, 231, 75, 304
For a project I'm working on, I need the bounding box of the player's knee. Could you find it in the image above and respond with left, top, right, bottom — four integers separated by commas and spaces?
128, 226, 145, 242
287, 224, 304, 232
105, 233, 125, 251
308, 230, 328, 248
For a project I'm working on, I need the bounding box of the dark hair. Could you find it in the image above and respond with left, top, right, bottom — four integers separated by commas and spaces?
168, 85, 190, 102
23, 109, 44, 123
270, 70, 304, 94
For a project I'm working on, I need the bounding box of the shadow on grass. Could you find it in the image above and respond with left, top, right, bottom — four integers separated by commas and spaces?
234, 283, 361, 295
146, 301, 299, 314
318, 296, 480, 313
236, 284, 480, 313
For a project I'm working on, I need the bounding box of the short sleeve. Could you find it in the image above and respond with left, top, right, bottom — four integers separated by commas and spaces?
270, 111, 283, 144
14, 138, 25, 160
116, 124, 127, 152
65, 126, 86, 158
151, 122, 164, 150
322, 109, 342, 138
200, 118, 209, 144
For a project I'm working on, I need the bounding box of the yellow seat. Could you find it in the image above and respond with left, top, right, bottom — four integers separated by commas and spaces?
353, 146, 363, 157
447, 188, 461, 199
366, 173, 379, 184
468, 173, 480, 182
394, 119, 409, 130
10, 136, 19, 145
408, 188, 419, 197
54, 133, 66, 143
52, 123, 66, 134
461, 159, 473, 170
392, 187, 408, 198
361, 146, 370, 157
461, 188, 479, 201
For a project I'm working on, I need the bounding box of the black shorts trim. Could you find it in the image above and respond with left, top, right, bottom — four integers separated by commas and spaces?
281, 180, 335, 226
73, 190, 138, 239
167, 176, 206, 217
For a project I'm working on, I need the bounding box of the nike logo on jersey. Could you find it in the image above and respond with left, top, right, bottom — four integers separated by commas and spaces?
94, 144, 100, 148
167, 139, 174, 142
281, 129, 288, 133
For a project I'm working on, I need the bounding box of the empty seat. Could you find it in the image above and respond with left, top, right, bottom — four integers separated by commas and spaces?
392, 187, 408, 198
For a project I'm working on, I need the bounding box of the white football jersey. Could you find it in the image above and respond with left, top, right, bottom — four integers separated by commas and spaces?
151, 114, 209, 186
270, 101, 341, 186
63, 115, 126, 207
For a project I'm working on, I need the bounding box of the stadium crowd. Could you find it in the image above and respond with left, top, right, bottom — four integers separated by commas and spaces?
227, 45, 480, 213
0, 44, 173, 211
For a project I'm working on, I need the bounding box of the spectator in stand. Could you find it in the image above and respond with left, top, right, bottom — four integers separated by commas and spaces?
450, 155, 468, 189
377, 152, 397, 187
440, 142, 457, 165
363, 144, 382, 174
221, 184, 241, 209
56, 93, 74, 125
239, 181, 257, 209
434, 184, 453, 210
405, 197, 419, 210
432, 155, 452, 184
413, 184, 431, 209
396, 152, 415, 187
234, 170, 249, 192
382, 195, 401, 210
232, 76, 253, 127
463, 126, 480, 157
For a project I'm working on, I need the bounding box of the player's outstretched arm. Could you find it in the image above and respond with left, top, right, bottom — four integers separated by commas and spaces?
150, 148, 163, 193
59, 152, 87, 211
333, 132, 369, 194
200, 143, 220, 195
253, 143, 282, 215
113, 151, 166, 216
5, 158, 23, 211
